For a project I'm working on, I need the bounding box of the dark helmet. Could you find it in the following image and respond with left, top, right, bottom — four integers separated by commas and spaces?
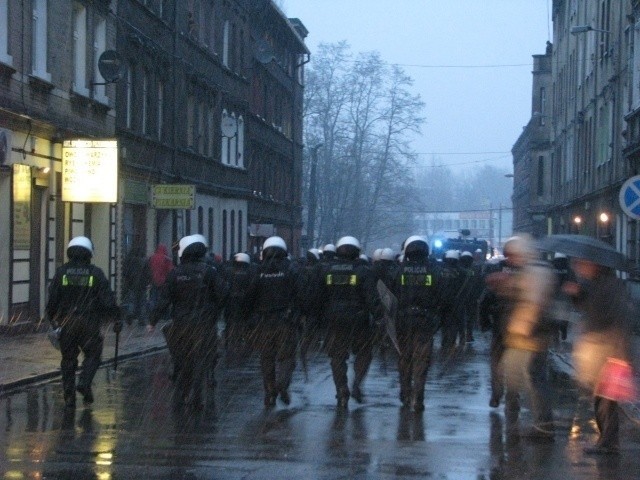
403, 235, 428, 260
336, 236, 361, 260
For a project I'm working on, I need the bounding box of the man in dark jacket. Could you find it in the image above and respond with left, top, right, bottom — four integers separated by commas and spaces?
46, 236, 118, 408
319, 236, 383, 408
149, 234, 228, 409
123, 246, 150, 325
390, 235, 450, 412
245, 236, 303, 407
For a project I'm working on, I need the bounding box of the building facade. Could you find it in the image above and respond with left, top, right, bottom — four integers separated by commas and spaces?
514, 0, 640, 269
0, 0, 118, 329
0, 0, 308, 327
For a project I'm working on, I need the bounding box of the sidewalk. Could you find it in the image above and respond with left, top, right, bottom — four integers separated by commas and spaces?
548, 326, 640, 425
0, 323, 167, 394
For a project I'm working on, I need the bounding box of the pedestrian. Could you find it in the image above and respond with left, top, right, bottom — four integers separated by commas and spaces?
458, 250, 479, 344
563, 257, 635, 454
148, 243, 174, 314
390, 235, 450, 412
148, 234, 228, 409
319, 235, 383, 408
485, 234, 556, 440
478, 256, 509, 408
123, 246, 151, 325
45, 236, 119, 408
245, 236, 304, 407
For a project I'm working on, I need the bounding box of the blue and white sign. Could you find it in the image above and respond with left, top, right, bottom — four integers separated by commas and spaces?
619, 175, 640, 220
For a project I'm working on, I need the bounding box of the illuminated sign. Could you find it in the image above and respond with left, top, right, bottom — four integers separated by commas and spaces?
62, 139, 118, 202
151, 184, 195, 209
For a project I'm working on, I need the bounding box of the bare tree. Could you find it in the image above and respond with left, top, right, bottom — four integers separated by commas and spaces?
303, 43, 425, 249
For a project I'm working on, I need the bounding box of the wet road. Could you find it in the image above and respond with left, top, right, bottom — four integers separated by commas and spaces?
1, 334, 639, 479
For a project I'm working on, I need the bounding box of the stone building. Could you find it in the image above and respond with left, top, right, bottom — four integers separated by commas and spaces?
513, 0, 640, 267
0, 0, 117, 329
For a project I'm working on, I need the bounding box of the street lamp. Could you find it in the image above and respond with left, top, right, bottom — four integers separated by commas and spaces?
570, 25, 611, 35
306, 143, 323, 247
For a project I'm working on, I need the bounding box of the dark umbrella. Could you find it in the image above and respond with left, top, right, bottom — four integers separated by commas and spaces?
538, 234, 629, 271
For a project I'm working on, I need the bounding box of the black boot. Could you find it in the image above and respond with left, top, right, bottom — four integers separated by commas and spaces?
76, 384, 94, 404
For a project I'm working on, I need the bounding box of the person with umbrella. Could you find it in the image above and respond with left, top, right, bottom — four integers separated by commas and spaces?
545, 234, 635, 455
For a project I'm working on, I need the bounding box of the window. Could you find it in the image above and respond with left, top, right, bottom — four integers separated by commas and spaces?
142, 70, 149, 135
157, 81, 164, 140
187, 94, 195, 147
539, 87, 546, 126
72, 3, 88, 95
208, 207, 214, 248
222, 209, 228, 260
0, 0, 12, 64
125, 67, 133, 129
537, 156, 544, 197
198, 206, 204, 234
206, 104, 214, 157
222, 20, 230, 67
32, 0, 50, 81
93, 17, 107, 103
230, 210, 235, 255
238, 210, 243, 253
198, 100, 205, 153
236, 116, 244, 167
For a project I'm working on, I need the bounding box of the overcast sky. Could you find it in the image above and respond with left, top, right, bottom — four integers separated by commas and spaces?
279, 0, 552, 174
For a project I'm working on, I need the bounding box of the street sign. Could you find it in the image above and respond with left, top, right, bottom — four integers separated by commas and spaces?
151, 184, 195, 209
619, 175, 640, 220
62, 139, 118, 203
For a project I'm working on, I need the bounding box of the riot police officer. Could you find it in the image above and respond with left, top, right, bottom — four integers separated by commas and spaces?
390, 236, 449, 412
46, 236, 118, 408
320, 236, 383, 408
223, 252, 257, 354
246, 236, 303, 407
373, 247, 399, 289
439, 249, 463, 354
149, 234, 228, 409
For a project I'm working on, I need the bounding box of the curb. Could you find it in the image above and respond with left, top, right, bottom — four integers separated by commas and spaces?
0, 344, 167, 395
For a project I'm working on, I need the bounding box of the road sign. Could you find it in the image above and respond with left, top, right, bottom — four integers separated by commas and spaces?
151, 184, 195, 209
619, 175, 640, 220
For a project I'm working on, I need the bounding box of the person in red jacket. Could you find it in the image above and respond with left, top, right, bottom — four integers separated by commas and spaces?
148, 244, 174, 314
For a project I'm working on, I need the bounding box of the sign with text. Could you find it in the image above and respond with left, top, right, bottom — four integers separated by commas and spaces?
151, 184, 195, 209
62, 139, 118, 202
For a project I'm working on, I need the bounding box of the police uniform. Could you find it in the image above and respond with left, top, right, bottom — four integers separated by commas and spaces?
439, 250, 464, 353
320, 236, 382, 407
46, 236, 117, 408
246, 236, 303, 407
391, 236, 448, 412
222, 253, 257, 354
150, 234, 228, 409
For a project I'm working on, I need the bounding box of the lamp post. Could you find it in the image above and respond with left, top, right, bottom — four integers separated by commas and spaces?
306, 143, 323, 247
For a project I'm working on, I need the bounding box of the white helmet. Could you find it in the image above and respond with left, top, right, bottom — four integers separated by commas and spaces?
68, 236, 93, 255
372, 248, 383, 262
308, 248, 321, 261
234, 252, 251, 264
380, 247, 395, 261
553, 252, 567, 259
445, 249, 459, 260
403, 235, 427, 253
323, 243, 336, 253
461, 251, 473, 258
263, 235, 287, 252
336, 236, 361, 250
178, 234, 207, 258
359, 253, 369, 262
